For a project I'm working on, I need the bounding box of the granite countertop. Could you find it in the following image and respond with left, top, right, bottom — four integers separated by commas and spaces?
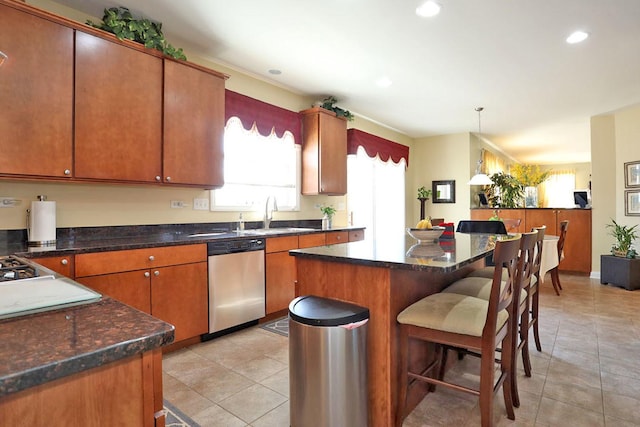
291, 233, 502, 273
0, 296, 174, 397
0, 222, 364, 258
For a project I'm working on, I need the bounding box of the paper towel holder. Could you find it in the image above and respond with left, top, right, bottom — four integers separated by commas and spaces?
26, 195, 57, 247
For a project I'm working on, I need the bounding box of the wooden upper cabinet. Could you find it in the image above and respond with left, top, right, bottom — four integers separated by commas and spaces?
0, 3, 73, 178
74, 31, 163, 182
163, 60, 225, 188
300, 107, 347, 195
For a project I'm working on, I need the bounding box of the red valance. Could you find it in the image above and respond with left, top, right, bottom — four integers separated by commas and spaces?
347, 129, 409, 166
225, 90, 302, 144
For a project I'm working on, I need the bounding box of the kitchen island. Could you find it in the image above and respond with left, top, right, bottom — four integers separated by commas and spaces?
290, 233, 497, 427
0, 294, 174, 426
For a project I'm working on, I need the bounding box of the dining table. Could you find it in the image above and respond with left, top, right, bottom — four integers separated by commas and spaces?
290, 232, 503, 427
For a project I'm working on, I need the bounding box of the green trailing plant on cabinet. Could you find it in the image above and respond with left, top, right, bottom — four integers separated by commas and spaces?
87, 7, 187, 60
486, 172, 524, 208
319, 96, 354, 121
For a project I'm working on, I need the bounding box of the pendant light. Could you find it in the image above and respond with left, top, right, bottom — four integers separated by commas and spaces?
468, 107, 493, 186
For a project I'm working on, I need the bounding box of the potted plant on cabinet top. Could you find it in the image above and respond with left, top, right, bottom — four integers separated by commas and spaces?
486, 172, 524, 208
320, 205, 336, 230
607, 219, 638, 258
511, 164, 551, 208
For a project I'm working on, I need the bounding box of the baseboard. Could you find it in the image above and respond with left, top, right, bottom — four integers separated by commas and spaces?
590, 271, 601, 280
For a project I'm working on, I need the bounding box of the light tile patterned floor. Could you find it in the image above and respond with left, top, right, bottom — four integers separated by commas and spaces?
163, 273, 640, 426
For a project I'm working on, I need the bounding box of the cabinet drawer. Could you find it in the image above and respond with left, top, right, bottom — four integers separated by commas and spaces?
348, 230, 365, 242
76, 244, 206, 277
266, 235, 299, 253
326, 231, 348, 245
76, 270, 152, 313
32, 255, 75, 278
299, 233, 326, 248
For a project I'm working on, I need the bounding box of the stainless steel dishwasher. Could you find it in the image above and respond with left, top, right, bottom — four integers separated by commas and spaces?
207, 238, 266, 333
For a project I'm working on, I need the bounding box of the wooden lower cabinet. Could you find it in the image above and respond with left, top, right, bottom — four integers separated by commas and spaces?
265, 236, 298, 315
472, 208, 592, 273
31, 255, 74, 278
0, 349, 163, 427
75, 245, 208, 342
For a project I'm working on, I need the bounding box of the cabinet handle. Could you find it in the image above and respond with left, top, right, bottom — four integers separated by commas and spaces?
336, 235, 342, 240
154, 270, 160, 276
61, 259, 68, 265
144, 271, 150, 278
148, 255, 155, 261
165, 176, 172, 182
155, 176, 161, 181
64, 169, 71, 176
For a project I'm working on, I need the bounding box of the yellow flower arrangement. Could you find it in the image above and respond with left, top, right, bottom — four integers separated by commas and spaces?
511, 164, 551, 186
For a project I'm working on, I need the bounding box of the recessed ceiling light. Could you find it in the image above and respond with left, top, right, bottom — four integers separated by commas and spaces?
566, 30, 589, 44
416, 1, 441, 18
268, 69, 282, 75
376, 77, 393, 88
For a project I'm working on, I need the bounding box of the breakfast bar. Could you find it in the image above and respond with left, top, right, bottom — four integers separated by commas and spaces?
290, 233, 498, 426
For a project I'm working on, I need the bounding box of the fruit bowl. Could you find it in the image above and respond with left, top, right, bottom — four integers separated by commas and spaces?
406, 226, 445, 242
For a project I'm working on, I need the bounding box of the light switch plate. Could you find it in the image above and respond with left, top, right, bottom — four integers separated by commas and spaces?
170, 200, 185, 208
0, 197, 21, 208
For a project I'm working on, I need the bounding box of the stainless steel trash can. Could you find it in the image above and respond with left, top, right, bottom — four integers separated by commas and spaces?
289, 295, 369, 427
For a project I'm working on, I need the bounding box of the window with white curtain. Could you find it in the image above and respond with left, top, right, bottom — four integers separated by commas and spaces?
211, 117, 300, 211
347, 146, 406, 245
540, 170, 576, 208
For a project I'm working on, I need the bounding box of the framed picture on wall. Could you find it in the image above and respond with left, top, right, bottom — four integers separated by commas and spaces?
625, 190, 640, 216
624, 161, 640, 188
432, 180, 456, 203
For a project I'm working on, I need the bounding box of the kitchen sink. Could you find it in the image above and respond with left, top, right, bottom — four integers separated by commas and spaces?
236, 227, 316, 236
188, 232, 228, 238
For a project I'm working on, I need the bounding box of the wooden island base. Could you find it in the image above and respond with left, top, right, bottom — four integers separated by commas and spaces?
296, 257, 483, 426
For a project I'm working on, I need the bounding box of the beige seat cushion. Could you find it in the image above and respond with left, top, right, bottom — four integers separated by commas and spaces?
397, 293, 508, 337
467, 266, 507, 280
443, 277, 526, 304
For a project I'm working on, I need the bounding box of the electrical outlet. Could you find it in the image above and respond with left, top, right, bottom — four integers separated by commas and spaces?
170, 200, 185, 209
0, 197, 21, 208
193, 198, 209, 210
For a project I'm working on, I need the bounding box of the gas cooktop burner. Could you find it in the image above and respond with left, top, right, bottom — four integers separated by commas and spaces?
0, 256, 38, 282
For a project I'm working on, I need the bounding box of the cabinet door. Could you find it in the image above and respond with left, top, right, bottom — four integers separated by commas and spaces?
0, 4, 73, 178
319, 111, 347, 195
151, 262, 208, 342
266, 251, 297, 314
525, 209, 558, 235
326, 231, 348, 245
557, 209, 591, 273
32, 255, 74, 278
301, 108, 347, 195
74, 31, 162, 182
470, 209, 493, 220
163, 60, 225, 187
76, 270, 151, 314
349, 230, 365, 242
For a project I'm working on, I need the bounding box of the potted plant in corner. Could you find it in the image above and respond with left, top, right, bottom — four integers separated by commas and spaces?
320, 205, 336, 230
607, 219, 638, 258
417, 186, 432, 220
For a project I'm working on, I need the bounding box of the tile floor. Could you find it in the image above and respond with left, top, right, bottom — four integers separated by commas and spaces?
163, 273, 640, 426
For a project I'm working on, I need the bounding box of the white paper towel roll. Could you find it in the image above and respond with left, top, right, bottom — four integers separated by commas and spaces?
28, 201, 56, 245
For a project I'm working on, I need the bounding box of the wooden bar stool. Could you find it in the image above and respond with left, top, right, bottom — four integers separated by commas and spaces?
395, 236, 521, 427
549, 220, 569, 295
441, 231, 537, 408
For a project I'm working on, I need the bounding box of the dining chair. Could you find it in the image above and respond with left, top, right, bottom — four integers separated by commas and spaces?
549, 220, 569, 295
395, 236, 521, 427
441, 231, 538, 408
502, 218, 521, 233
456, 220, 508, 235
526, 226, 546, 355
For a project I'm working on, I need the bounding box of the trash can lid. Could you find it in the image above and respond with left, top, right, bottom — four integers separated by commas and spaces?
288, 295, 370, 326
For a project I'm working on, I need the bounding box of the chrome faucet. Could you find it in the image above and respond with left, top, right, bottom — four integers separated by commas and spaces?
264, 196, 278, 229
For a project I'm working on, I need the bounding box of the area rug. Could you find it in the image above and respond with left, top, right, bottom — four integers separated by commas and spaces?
260, 316, 289, 337
164, 399, 201, 427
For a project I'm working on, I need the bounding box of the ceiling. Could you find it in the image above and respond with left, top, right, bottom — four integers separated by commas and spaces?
51, 0, 640, 164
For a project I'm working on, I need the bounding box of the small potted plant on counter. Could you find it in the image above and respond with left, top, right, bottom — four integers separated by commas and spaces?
320, 205, 336, 230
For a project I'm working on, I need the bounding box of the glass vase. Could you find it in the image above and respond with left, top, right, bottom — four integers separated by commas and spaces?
524, 186, 538, 208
